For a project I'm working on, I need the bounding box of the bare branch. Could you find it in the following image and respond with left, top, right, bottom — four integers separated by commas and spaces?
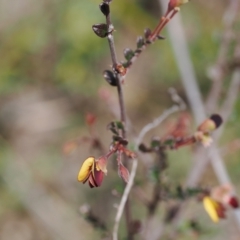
135, 88, 186, 148
205, 0, 239, 113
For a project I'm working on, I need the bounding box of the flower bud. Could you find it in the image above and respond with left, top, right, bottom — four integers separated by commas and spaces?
103, 70, 117, 86
99, 2, 110, 16
168, 0, 190, 12
197, 114, 222, 132
136, 36, 145, 49
92, 23, 108, 38
123, 48, 135, 61
227, 196, 239, 209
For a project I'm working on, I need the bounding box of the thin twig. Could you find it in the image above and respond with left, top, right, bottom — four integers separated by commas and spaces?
106, 8, 127, 137
105, 4, 133, 238
122, 9, 180, 79
136, 88, 186, 147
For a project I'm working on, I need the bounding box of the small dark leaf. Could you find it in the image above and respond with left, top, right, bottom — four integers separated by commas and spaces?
144, 28, 152, 39
112, 135, 123, 142
99, 2, 110, 16
123, 48, 135, 61
189, 220, 201, 233
103, 70, 117, 86
136, 36, 145, 48
138, 143, 152, 153
164, 204, 180, 223
113, 136, 128, 146
107, 122, 119, 135
176, 185, 185, 200
92, 23, 108, 38
157, 35, 165, 40
119, 138, 128, 146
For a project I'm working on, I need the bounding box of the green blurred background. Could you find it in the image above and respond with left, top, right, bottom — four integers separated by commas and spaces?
0, 0, 239, 239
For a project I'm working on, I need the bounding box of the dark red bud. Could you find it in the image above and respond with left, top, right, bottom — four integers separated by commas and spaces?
228, 196, 239, 209
210, 114, 223, 129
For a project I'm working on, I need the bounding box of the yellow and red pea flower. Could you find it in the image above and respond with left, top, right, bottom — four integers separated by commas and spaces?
203, 196, 226, 223
194, 114, 223, 147
77, 156, 107, 188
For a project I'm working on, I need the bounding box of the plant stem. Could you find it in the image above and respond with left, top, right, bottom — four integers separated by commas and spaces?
106, 8, 132, 239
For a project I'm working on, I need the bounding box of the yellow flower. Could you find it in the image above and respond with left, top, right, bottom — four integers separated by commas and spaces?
77, 156, 107, 188
78, 157, 95, 182
203, 196, 225, 223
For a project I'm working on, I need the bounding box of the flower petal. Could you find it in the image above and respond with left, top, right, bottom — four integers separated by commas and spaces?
94, 168, 104, 187
78, 157, 95, 182
194, 132, 213, 147
203, 197, 220, 223
96, 156, 108, 175
88, 173, 98, 188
